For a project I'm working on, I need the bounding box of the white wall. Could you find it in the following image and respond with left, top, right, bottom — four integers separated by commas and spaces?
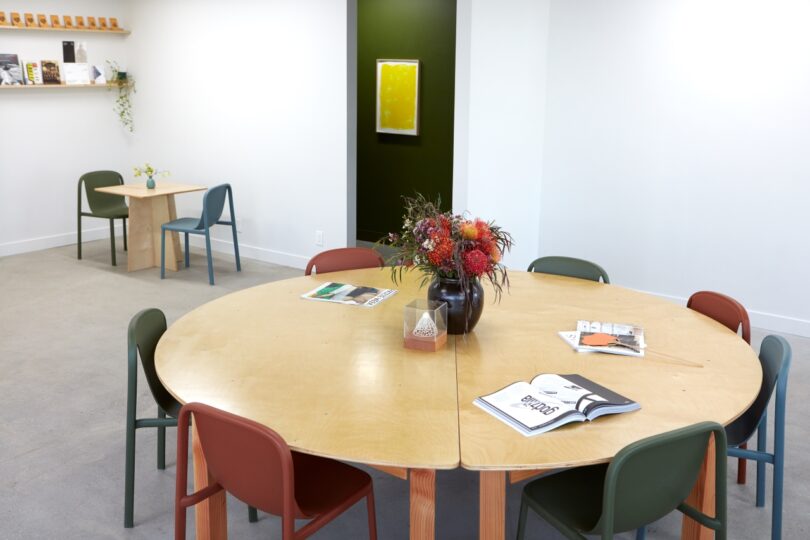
127, 0, 349, 268
0, 0, 130, 256
540, 0, 810, 335
453, 0, 551, 270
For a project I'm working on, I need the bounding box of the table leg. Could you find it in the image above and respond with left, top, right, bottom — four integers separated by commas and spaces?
126, 195, 182, 272
681, 433, 716, 540
192, 422, 228, 540
479, 470, 506, 540
409, 468, 436, 540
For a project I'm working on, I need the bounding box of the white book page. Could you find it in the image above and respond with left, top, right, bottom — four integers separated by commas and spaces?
530, 374, 608, 415
477, 381, 578, 432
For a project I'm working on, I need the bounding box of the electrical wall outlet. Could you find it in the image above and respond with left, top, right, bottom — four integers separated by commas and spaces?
315, 230, 324, 246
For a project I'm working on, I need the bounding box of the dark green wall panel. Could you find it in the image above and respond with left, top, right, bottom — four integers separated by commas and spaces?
356, 0, 456, 242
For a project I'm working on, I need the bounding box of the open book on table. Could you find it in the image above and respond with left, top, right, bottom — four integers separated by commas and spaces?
559, 320, 646, 357
474, 373, 640, 436
301, 282, 397, 307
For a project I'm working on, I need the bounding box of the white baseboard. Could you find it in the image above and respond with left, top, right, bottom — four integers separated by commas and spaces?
636, 289, 810, 338
0, 225, 123, 258
188, 235, 308, 270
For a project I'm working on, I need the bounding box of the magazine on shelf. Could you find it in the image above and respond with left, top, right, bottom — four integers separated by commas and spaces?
558, 320, 645, 357
41, 60, 61, 84
301, 282, 397, 308
25, 62, 43, 85
474, 373, 640, 436
0, 54, 24, 85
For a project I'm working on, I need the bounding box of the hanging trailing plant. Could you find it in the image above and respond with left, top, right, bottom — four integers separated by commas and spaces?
107, 60, 135, 132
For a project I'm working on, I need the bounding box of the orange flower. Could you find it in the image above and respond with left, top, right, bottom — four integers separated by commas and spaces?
428, 237, 454, 266
460, 221, 479, 240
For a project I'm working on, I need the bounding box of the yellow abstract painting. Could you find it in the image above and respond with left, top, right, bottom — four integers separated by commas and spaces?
376, 60, 419, 135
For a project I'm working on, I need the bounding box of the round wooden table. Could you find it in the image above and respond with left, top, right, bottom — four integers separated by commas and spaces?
156, 268, 761, 540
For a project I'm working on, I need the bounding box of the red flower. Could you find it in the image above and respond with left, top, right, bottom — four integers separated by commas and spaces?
428, 237, 454, 266
463, 249, 489, 276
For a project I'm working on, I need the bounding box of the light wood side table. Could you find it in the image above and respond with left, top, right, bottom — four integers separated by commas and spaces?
95, 182, 205, 272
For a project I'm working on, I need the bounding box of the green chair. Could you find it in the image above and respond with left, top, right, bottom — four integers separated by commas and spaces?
516, 422, 727, 540
125, 308, 258, 527
77, 171, 128, 266
160, 183, 240, 285
527, 256, 610, 283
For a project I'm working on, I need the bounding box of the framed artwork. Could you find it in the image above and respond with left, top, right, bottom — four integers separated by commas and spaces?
376, 59, 420, 136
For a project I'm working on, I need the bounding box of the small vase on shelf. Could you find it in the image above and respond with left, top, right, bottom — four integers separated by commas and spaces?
427, 277, 484, 335
146, 176, 155, 189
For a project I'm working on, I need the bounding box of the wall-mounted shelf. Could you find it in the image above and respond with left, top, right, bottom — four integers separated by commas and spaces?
0, 25, 129, 35
0, 83, 124, 90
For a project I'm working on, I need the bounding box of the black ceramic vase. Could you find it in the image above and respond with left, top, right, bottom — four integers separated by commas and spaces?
427, 277, 484, 334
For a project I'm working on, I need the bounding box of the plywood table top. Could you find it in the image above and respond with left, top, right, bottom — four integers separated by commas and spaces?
95, 182, 205, 199
156, 268, 761, 474
458, 271, 762, 470
156, 268, 461, 470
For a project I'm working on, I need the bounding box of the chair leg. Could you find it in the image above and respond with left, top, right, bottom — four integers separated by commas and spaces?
231, 222, 241, 272
756, 413, 767, 508
248, 506, 258, 523
516, 495, 529, 540
175, 503, 187, 540
184, 233, 190, 268
635, 526, 646, 540
123, 218, 128, 251
109, 219, 117, 266
160, 228, 167, 279
737, 442, 748, 484
157, 408, 166, 470
205, 231, 214, 285
124, 415, 136, 528
77, 214, 82, 260
366, 490, 378, 540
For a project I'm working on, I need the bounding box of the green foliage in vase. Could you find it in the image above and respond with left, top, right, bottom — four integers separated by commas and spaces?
107, 60, 136, 133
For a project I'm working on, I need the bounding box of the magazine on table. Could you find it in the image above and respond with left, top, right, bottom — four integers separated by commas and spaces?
301, 282, 397, 308
559, 320, 646, 357
474, 373, 640, 436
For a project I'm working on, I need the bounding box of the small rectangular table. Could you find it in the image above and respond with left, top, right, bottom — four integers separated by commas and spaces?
95, 182, 206, 272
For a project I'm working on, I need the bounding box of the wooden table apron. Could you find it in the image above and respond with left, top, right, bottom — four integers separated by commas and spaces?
94, 182, 206, 272
155, 269, 762, 540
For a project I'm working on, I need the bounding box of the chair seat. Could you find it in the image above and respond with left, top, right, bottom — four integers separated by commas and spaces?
163, 218, 202, 233
291, 451, 372, 518
86, 206, 129, 219
523, 464, 608, 533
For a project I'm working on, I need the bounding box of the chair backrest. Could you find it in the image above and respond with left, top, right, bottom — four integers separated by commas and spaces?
179, 402, 304, 519
725, 334, 792, 446
526, 256, 610, 283
128, 308, 181, 417
305, 247, 385, 276
197, 184, 230, 229
591, 421, 726, 534
79, 170, 125, 214
687, 291, 751, 344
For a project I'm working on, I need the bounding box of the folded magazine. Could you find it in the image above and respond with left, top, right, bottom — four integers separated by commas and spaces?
301, 282, 397, 307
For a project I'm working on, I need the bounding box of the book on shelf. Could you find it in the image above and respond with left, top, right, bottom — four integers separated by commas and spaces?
41, 60, 61, 84
301, 282, 397, 308
24, 62, 43, 84
559, 320, 646, 357
0, 54, 24, 85
474, 373, 640, 436
91, 65, 106, 84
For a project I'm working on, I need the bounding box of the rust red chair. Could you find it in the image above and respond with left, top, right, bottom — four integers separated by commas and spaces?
304, 247, 384, 276
687, 290, 751, 484
175, 402, 377, 540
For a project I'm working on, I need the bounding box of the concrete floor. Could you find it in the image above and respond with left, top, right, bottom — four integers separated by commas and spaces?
1, 239, 808, 539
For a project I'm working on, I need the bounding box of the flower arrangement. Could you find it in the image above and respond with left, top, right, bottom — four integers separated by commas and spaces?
383, 193, 514, 301
132, 163, 169, 179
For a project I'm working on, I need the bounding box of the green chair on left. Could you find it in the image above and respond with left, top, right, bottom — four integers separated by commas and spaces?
516, 421, 727, 540
125, 308, 258, 527
77, 170, 128, 266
